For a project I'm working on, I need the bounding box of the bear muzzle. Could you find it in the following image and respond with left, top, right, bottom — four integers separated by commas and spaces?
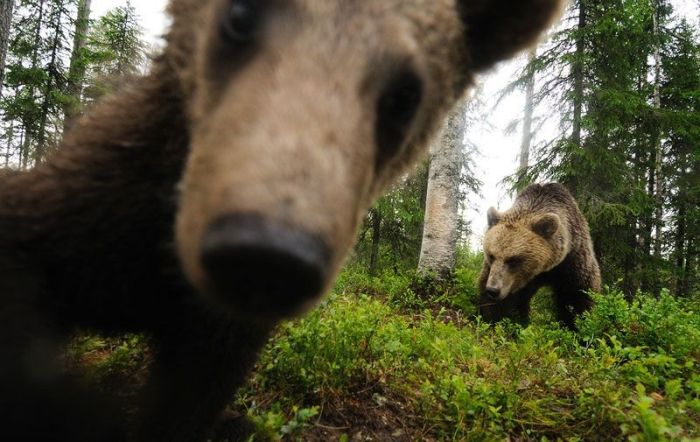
484, 287, 502, 300
200, 213, 331, 318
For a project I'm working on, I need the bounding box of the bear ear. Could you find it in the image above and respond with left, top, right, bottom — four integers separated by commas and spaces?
458, 0, 564, 72
531, 213, 561, 239
487, 207, 502, 228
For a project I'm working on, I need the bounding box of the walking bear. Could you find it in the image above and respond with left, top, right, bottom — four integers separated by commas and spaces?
478, 183, 601, 328
0, 0, 563, 441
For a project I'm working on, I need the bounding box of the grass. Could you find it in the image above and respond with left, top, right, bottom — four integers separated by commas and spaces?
238, 277, 700, 441
69, 269, 700, 441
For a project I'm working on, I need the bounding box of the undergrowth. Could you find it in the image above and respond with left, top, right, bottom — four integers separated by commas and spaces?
238, 277, 700, 441
69, 267, 700, 441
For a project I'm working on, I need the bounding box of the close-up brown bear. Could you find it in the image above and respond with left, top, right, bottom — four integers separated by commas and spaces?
0, 0, 563, 441
478, 183, 602, 329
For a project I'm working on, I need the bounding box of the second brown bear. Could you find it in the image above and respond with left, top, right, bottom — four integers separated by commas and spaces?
478, 183, 601, 328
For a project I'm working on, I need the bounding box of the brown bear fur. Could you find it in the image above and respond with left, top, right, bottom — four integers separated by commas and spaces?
477, 183, 602, 328
0, 1, 563, 441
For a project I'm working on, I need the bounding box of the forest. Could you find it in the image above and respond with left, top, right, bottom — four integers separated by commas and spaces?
0, 0, 699, 440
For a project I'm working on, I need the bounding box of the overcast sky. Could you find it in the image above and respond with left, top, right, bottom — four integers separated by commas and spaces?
92, 0, 700, 248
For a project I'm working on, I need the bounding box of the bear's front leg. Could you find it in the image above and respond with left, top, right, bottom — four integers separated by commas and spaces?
132, 307, 273, 442
553, 288, 594, 330
477, 286, 537, 327
552, 256, 598, 329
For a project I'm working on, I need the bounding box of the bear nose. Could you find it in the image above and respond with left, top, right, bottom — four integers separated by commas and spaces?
484, 287, 501, 300
200, 214, 330, 317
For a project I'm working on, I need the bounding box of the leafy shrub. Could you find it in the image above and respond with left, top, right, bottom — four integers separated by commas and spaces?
244, 279, 700, 441
245, 405, 318, 442
256, 295, 392, 398
67, 269, 700, 441
334, 268, 413, 302
578, 288, 700, 358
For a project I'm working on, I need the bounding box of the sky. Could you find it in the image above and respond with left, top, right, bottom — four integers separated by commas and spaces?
93, 0, 700, 247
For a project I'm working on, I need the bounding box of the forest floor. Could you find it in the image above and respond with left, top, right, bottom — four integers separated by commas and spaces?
70, 269, 700, 441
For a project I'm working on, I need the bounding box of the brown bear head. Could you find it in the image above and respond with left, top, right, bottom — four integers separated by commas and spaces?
166, 0, 564, 320
482, 208, 571, 300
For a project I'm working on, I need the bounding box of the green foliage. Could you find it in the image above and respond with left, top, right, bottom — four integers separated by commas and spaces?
82, 3, 145, 101
0, 1, 146, 167
578, 289, 700, 359
352, 163, 429, 275
335, 255, 481, 315
67, 334, 147, 379
65, 264, 700, 440
453, 248, 485, 315
65, 334, 149, 407
334, 267, 413, 300
256, 294, 390, 398
237, 268, 700, 441
245, 405, 319, 442
2, 0, 79, 165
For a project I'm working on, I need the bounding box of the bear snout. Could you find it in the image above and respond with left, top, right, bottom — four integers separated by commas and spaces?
200, 213, 331, 317
484, 287, 502, 300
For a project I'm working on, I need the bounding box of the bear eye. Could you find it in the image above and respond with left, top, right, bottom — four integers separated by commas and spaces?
505, 256, 524, 268
222, 0, 263, 43
487, 254, 496, 263
375, 69, 423, 168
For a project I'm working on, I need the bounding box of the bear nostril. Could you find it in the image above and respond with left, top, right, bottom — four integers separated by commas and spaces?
485, 288, 501, 300
200, 214, 330, 317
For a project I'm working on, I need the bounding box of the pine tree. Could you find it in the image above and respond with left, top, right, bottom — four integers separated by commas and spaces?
1, 1, 145, 168
2, 0, 78, 166
63, 0, 91, 131
83, 2, 145, 101
34, 0, 74, 160
660, 20, 700, 296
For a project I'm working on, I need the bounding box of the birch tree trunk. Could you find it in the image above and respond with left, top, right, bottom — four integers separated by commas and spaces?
417, 102, 466, 277
518, 48, 537, 187
0, 0, 14, 98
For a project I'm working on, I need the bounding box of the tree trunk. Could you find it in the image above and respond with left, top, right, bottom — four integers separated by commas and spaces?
652, 0, 664, 265
417, 102, 466, 277
518, 48, 537, 188
0, 0, 14, 98
568, 0, 586, 196
63, 0, 92, 132
36, 16, 62, 162
368, 208, 381, 276
20, 0, 47, 168
20, 129, 30, 169
36, 0, 68, 163
4, 119, 14, 167
674, 201, 686, 296
640, 157, 655, 293
682, 237, 695, 297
